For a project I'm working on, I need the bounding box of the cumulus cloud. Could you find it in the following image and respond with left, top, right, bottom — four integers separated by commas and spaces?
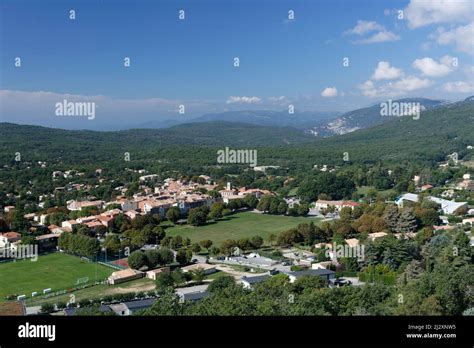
430, 22, 474, 55
226, 96, 262, 104
321, 87, 338, 97
412, 56, 455, 76
360, 76, 432, 98
391, 76, 433, 92
371, 61, 403, 80
356, 31, 400, 44
442, 81, 474, 93
345, 20, 400, 44
346, 20, 384, 35
405, 0, 473, 29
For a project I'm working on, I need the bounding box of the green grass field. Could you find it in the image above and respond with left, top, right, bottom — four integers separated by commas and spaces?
166, 211, 321, 245
0, 253, 113, 301
25, 278, 156, 307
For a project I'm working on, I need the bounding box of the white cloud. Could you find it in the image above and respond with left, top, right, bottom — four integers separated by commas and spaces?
346, 20, 384, 35
371, 61, 403, 80
356, 31, 400, 44
345, 20, 400, 44
226, 96, 262, 104
268, 96, 286, 102
321, 87, 338, 97
405, 0, 473, 29
359, 76, 432, 98
392, 76, 433, 92
442, 81, 474, 93
412, 56, 455, 77
430, 22, 474, 55
359, 80, 377, 97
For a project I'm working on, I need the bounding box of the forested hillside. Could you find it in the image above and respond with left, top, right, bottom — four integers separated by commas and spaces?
1, 98, 472, 169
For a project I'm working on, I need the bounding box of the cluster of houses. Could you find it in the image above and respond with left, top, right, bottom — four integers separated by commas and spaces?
1, 177, 279, 260
82, 259, 337, 316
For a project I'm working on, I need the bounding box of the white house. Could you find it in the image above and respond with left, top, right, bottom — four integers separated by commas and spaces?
394, 193, 419, 207
428, 197, 468, 215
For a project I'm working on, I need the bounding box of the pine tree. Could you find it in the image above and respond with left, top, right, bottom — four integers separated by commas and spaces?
383, 205, 399, 232
396, 208, 418, 233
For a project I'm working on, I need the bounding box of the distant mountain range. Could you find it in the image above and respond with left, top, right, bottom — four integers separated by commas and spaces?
132, 110, 339, 130
1, 97, 472, 165
136, 98, 452, 138
307, 98, 449, 137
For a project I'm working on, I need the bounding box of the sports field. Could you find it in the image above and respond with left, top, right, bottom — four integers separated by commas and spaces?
166, 211, 321, 245
0, 252, 113, 301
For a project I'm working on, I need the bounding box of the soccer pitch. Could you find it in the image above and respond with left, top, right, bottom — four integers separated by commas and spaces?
0, 252, 113, 301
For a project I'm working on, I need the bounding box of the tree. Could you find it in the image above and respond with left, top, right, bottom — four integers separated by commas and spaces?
151, 226, 166, 244
144, 249, 161, 268
190, 268, 206, 284
10, 209, 29, 232
157, 247, 175, 265
47, 212, 69, 226
190, 243, 201, 254
263, 235, 274, 249
128, 251, 146, 270
199, 239, 213, 251
220, 239, 237, 255
292, 275, 326, 293
176, 249, 191, 265
208, 275, 235, 293
156, 273, 174, 289
210, 246, 220, 256
416, 208, 439, 228
277, 228, 303, 246
40, 303, 55, 314
297, 172, 356, 201
166, 206, 181, 223
104, 234, 121, 254
20, 234, 36, 246
250, 235, 264, 249
277, 202, 288, 215
243, 194, 258, 209
170, 235, 183, 249
383, 205, 399, 232
397, 208, 418, 233
171, 269, 186, 287
297, 203, 310, 216
188, 208, 207, 226
209, 202, 224, 220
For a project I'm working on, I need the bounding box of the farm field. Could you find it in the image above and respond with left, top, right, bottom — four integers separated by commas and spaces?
166, 211, 321, 245
0, 252, 113, 301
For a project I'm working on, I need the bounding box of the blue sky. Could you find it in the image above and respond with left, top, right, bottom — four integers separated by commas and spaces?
0, 0, 473, 129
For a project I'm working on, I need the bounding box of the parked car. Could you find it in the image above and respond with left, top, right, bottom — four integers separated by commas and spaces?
334, 278, 352, 286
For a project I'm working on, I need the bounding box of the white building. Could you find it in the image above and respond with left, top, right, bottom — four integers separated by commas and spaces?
428, 197, 468, 215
